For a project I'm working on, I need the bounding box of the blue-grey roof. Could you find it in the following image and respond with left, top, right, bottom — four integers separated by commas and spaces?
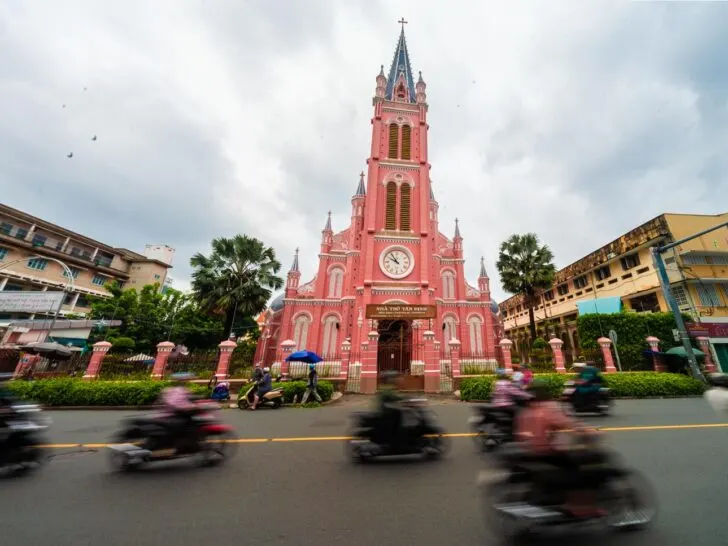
270, 293, 285, 312
490, 300, 499, 314
385, 28, 416, 103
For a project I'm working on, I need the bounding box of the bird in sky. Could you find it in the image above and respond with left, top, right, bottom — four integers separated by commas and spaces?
66, 152, 73, 158
91, 135, 97, 141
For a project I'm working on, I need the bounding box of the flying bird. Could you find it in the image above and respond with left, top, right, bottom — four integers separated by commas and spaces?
66, 152, 73, 158
91, 135, 97, 141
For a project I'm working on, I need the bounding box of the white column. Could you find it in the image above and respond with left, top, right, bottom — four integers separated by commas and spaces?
26, 224, 36, 242
91, 247, 99, 261
61, 237, 71, 253
68, 293, 80, 312
0, 277, 7, 291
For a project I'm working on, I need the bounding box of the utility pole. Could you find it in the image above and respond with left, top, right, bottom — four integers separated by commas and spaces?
651, 219, 728, 383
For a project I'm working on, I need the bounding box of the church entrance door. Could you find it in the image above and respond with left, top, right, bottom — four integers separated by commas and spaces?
377, 320, 422, 390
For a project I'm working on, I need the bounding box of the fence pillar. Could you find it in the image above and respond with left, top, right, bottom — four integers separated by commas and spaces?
424, 330, 439, 393
151, 341, 175, 379
696, 337, 717, 373
279, 340, 296, 377
499, 338, 514, 372
83, 341, 112, 379
548, 337, 567, 373
449, 339, 461, 378
360, 330, 379, 394
597, 337, 618, 373
645, 336, 666, 372
340, 339, 351, 380
215, 339, 237, 379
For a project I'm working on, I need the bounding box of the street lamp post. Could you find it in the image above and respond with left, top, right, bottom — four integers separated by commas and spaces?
0, 255, 77, 343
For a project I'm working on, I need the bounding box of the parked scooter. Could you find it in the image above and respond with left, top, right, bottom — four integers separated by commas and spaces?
237, 378, 284, 410
0, 398, 51, 476
480, 431, 657, 541
347, 398, 449, 462
469, 397, 531, 453
562, 379, 612, 415
107, 399, 235, 471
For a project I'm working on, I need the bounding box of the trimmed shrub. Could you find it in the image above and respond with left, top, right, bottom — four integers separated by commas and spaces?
459, 371, 706, 401
6, 379, 209, 407
279, 380, 334, 403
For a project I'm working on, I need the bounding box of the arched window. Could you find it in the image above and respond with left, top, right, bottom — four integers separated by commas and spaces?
321, 316, 339, 358
443, 316, 457, 355
401, 125, 411, 160
388, 124, 399, 159
293, 315, 311, 350
327, 268, 344, 298
441, 270, 456, 299
399, 184, 411, 231
385, 182, 397, 230
468, 315, 484, 355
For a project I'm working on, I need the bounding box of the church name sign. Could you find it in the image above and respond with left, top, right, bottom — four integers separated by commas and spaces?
365, 304, 437, 320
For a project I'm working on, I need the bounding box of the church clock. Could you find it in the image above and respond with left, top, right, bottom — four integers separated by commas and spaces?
379, 246, 415, 279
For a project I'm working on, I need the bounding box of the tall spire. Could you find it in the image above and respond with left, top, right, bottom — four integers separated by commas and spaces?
323, 210, 332, 231
355, 171, 366, 196
479, 257, 488, 278
385, 19, 416, 103
454, 218, 461, 239
290, 247, 299, 272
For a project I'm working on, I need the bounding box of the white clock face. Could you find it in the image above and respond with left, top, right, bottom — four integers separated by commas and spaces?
381, 248, 413, 278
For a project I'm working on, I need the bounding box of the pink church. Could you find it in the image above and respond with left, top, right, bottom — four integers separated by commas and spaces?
255, 26, 503, 392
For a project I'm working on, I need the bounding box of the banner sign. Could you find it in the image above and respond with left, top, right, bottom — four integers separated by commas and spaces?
0, 291, 64, 313
365, 304, 437, 320
686, 322, 728, 339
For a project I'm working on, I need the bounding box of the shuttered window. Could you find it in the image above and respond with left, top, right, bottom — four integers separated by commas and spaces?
385, 182, 397, 230
399, 184, 411, 231
401, 125, 411, 160
388, 124, 399, 159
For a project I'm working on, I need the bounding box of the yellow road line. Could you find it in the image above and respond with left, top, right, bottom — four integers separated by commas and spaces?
35, 422, 728, 449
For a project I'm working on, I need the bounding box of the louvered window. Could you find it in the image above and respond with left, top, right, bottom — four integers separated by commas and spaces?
388, 124, 399, 159
399, 184, 411, 231
385, 182, 397, 230
401, 125, 411, 160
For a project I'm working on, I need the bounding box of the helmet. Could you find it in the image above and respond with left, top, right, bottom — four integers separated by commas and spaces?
263, 367, 270, 373
528, 378, 553, 401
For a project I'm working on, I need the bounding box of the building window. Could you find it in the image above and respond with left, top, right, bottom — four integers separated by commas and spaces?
401, 125, 411, 160
399, 184, 411, 231
31, 234, 47, 247
441, 270, 456, 299
388, 124, 400, 159
15, 228, 28, 240
671, 286, 689, 307
92, 274, 108, 286
385, 182, 397, 230
629, 292, 660, 313
27, 258, 48, 271
443, 316, 457, 354
711, 254, 728, 266
683, 254, 708, 266
64, 292, 75, 305
467, 315, 484, 355
0, 222, 12, 235
721, 283, 728, 302
76, 295, 91, 308
327, 268, 344, 298
0, 247, 7, 260
573, 276, 588, 289
557, 284, 569, 296
154, 274, 161, 280
293, 315, 311, 350
321, 316, 339, 358
63, 267, 80, 279
595, 266, 611, 281
696, 284, 721, 307
620, 253, 640, 270
543, 290, 555, 301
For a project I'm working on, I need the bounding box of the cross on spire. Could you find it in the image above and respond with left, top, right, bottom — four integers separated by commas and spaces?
398, 17, 408, 29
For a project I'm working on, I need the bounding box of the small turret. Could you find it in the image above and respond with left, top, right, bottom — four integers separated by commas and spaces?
375, 65, 387, 99
321, 211, 334, 251
478, 256, 490, 296
416, 71, 427, 104
286, 248, 301, 296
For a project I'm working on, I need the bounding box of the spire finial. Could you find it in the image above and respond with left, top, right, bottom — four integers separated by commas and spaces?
355, 172, 366, 197
479, 256, 488, 278
454, 218, 461, 238
398, 17, 408, 30
379, 64, 385, 76
290, 248, 300, 272
324, 210, 332, 231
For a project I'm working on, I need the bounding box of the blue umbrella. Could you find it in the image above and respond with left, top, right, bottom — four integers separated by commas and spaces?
285, 350, 323, 364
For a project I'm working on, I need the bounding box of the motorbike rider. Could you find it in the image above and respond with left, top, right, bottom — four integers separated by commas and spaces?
491, 368, 532, 438
376, 371, 406, 446
514, 377, 603, 518
253, 364, 264, 383
251, 367, 272, 410
156, 372, 199, 451
573, 362, 603, 406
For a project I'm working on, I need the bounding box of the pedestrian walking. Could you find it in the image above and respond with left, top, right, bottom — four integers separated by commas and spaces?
301, 363, 322, 404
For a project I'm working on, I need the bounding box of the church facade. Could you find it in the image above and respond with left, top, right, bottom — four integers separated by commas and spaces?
254, 26, 503, 392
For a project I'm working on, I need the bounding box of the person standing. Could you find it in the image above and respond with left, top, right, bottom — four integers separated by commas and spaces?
301, 363, 322, 404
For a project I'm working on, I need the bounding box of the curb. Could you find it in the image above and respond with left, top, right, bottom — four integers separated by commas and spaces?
460, 395, 705, 403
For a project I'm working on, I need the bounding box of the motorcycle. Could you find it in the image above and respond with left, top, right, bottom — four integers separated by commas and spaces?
0, 400, 51, 476
479, 432, 657, 541
704, 373, 728, 414
469, 397, 531, 453
107, 399, 235, 471
562, 379, 612, 415
347, 398, 450, 462
237, 379, 284, 410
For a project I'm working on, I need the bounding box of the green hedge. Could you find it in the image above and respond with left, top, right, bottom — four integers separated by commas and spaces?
459, 372, 706, 401
279, 380, 334, 403
7, 379, 209, 407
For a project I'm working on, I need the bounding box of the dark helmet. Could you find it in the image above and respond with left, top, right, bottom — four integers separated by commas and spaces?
528, 378, 553, 402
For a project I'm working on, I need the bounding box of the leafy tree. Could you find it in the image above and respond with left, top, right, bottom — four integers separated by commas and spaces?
190, 235, 283, 336
496, 233, 557, 342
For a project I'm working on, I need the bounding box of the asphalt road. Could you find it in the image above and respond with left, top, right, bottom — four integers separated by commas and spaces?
4, 397, 728, 545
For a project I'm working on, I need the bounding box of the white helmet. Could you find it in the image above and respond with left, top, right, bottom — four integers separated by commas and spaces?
263, 367, 270, 373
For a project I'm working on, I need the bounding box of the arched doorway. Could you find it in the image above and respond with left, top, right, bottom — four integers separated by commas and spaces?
377, 319, 412, 377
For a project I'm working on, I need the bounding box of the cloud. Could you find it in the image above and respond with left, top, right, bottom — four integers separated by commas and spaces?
1, 1, 727, 302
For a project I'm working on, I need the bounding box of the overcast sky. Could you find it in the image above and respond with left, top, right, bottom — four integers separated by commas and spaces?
2, 1, 727, 304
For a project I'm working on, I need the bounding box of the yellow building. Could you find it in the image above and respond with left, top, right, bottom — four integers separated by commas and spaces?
0, 203, 174, 323
499, 212, 728, 370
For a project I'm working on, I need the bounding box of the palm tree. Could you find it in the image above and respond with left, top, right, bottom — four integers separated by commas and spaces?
496, 233, 556, 342
190, 235, 284, 337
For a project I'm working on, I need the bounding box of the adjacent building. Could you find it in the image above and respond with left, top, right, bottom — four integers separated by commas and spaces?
0, 203, 174, 324
499, 212, 728, 371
